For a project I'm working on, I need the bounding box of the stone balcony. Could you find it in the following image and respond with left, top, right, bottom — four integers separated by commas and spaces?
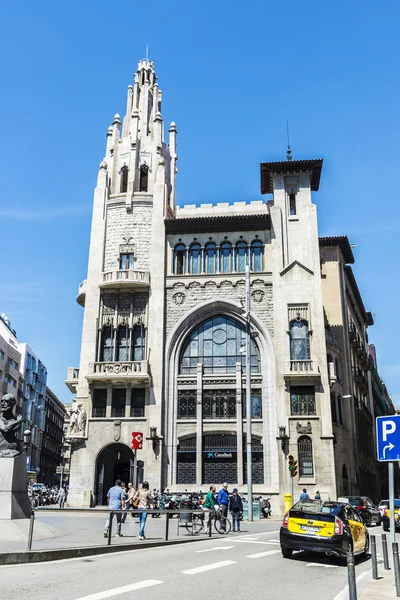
65, 367, 79, 393
76, 280, 87, 307
86, 361, 150, 383
99, 270, 150, 290
284, 359, 320, 382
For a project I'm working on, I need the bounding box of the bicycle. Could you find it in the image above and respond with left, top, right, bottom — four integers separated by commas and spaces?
185, 508, 231, 535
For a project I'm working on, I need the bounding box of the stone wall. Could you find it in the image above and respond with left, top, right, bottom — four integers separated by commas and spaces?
165, 279, 273, 337
104, 202, 153, 272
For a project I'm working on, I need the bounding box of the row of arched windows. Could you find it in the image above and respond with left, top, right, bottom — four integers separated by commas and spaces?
173, 240, 264, 275
100, 325, 146, 362
120, 165, 149, 194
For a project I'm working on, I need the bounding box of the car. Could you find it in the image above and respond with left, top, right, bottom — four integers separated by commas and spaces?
31, 483, 47, 494
381, 499, 400, 532
337, 496, 381, 527
378, 499, 389, 517
280, 499, 369, 563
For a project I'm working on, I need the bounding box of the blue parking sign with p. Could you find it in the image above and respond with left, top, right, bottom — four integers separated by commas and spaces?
376, 416, 400, 461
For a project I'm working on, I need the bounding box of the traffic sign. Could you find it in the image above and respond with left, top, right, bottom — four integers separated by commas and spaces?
376, 416, 400, 461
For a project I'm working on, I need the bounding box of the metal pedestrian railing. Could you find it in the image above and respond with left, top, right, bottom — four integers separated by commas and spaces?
27, 507, 219, 552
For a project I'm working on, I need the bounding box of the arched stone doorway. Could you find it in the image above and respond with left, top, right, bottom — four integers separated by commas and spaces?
95, 443, 144, 505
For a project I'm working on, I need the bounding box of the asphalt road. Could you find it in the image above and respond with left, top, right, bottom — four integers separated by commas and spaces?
0, 523, 387, 600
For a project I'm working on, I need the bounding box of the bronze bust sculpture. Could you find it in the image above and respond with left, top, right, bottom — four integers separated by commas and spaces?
0, 394, 23, 457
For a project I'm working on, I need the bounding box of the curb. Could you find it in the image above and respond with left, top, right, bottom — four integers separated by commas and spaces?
0, 536, 204, 566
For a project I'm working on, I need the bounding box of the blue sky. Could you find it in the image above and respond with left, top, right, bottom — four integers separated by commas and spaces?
1, 0, 399, 406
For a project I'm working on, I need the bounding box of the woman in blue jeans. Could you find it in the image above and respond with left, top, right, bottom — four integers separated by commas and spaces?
133, 481, 153, 540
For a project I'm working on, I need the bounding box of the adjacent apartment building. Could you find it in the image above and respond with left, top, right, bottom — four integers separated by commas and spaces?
66, 59, 392, 509
39, 387, 67, 485
0, 313, 47, 475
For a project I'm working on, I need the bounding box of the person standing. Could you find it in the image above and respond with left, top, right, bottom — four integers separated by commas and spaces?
229, 488, 243, 532
315, 491, 321, 500
120, 481, 128, 523
202, 485, 217, 531
57, 486, 66, 509
124, 482, 136, 519
217, 482, 229, 529
300, 488, 309, 501
132, 481, 153, 540
104, 479, 126, 538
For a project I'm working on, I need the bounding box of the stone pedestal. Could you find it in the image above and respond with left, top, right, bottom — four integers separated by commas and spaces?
0, 454, 31, 519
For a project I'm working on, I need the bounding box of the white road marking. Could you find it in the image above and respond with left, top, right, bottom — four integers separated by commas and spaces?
246, 550, 280, 559
227, 539, 278, 545
332, 570, 370, 600
73, 580, 163, 600
182, 560, 237, 575
195, 546, 235, 553
306, 562, 337, 568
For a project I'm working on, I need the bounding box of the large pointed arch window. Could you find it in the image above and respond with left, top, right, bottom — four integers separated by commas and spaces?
101, 326, 113, 362
120, 166, 128, 193
133, 325, 146, 361
290, 320, 310, 360
235, 240, 247, 272
250, 240, 264, 272
116, 326, 129, 361
204, 242, 217, 274
220, 242, 233, 273
139, 165, 149, 192
189, 243, 201, 275
180, 315, 260, 375
173, 243, 186, 275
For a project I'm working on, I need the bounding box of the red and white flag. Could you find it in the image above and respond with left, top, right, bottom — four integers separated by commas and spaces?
131, 431, 143, 450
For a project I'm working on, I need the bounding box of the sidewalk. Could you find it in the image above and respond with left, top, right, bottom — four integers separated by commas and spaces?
0, 510, 280, 554
360, 569, 397, 598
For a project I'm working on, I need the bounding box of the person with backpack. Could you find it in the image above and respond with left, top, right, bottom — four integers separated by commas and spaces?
229, 488, 243, 532
201, 485, 216, 530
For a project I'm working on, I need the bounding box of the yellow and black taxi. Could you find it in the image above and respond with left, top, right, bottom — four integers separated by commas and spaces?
280, 499, 369, 561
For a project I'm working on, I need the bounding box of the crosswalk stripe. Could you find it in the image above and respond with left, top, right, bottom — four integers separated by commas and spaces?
73, 580, 163, 600
246, 550, 280, 559
182, 561, 237, 575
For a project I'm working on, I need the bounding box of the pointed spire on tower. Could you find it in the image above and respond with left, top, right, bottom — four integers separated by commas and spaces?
286, 120, 292, 161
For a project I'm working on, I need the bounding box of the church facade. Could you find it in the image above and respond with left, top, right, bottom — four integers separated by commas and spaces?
66, 59, 339, 511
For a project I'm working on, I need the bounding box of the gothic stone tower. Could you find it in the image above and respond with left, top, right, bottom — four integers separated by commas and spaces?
66, 60, 177, 506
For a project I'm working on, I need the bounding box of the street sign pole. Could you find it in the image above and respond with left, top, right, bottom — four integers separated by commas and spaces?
389, 462, 395, 546
290, 474, 294, 505
245, 265, 253, 522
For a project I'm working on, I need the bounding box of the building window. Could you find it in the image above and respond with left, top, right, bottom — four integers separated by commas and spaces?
220, 242, 233, 273
337, 394, 343, 425
298, 436, 314, 476
235, 240, 247, 272
335, 357, 341, 381
120, 253, 134, 270
120, 166, 128, 193
130, 388, 145, 417
204, 242, 216, 274
289, 193, 296, 215
291, 386, 316, 415
330, 392, 338, 423
173, 243, 186, 275
92, 389, 107, 417
101, 326, 113, 362
0, 349, 4, 360
180, 315, 260, 375
189, 243, 201, 275
242, 390, 263, 418
116, 326, 129, 361
250, 240, 264, 272
177, 391, 197, 419
290, 320, 310, 361
202, 390, 236, 419
133, 325, 145, 361
111, 389, 126, 418
139, 165, 149, 192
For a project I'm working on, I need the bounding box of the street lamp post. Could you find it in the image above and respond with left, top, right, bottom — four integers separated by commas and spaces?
245, 265, 253, 521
